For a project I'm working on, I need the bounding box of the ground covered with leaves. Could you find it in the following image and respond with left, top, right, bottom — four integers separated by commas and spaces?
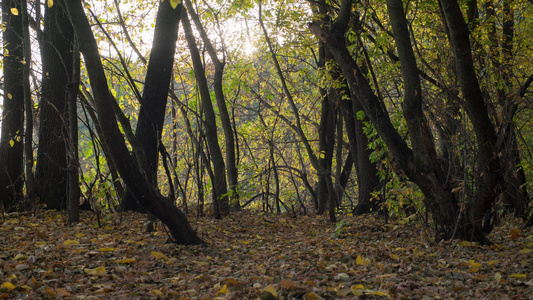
1, 210, 532, 299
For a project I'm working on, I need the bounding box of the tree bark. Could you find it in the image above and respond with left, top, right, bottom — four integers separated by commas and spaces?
62, 0, 204, 245
36, 2, 74, 210
0, 0, 25, 211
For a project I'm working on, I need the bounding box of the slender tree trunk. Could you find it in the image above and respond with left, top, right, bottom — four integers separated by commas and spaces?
181, 10, 229, 217
0, 0, 25, 211
67, 41, 81, 223
184, 0, 240, 211
21, 0, 35, 209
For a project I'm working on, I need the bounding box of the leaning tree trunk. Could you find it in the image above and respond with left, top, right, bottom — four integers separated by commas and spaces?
0, 0, 25, 211
61, 0, 204, 245
121, 0, 183, 212
36, 2, 74, 210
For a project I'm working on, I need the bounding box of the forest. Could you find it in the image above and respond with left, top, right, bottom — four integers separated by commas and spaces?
1, 0, 532, 298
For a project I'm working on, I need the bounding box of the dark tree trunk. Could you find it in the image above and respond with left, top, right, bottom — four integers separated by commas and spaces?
184, 0, 240, 211
0, 0, 25, 211
121, 1, 183, 212
181, 10, 229, 217
36, 2, 74, 210
439, 0, 502, 242
62, 0, 204, 245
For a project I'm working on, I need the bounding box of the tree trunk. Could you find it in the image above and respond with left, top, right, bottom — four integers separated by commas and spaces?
181, 10, 229, 217
184, 0, 240, 211
439, 0, 502, 242
121, 0, 183, 211
36, 2, 74, 210
0, 0, 25, 211
67, 42, 81, 223
62, 0, 204, 245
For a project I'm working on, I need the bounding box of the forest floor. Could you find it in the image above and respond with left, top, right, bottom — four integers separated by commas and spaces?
0, 210, 532, 299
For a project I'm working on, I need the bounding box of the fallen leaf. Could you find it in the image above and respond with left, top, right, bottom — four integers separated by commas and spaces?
0, 282, 15, 291
306, 291, 324, 300
151, 251, 169, 261
63, 239, 80, 246
115, 258, 135, 264
84, 266, 106, 276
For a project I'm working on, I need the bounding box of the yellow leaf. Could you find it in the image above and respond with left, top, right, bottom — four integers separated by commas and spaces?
75, 232, 85, 238
306, 291, 324, 300
364, 290, 390, 297
11, 8, 19, 15
47, 0, 53, 7
495, 272, 501, 283
239, 240, 250, 245
63, 239, 80, 246
216, 284, 228, 295
519, 248, 532, 254
115, 258, 135, 264
98, 247, 116, 252
9, 140, 14, 147
169, 0, 180, 9
469, 260, 481, 268
356, 255, 370, 266
351, 284, 365, 290
389, 253, 399, 260
508, 274, 526, 279
1, 282, 16, 290
7, 93, 12, 99
84, 266, 106, 276
152, 289, 164, 296
262, 285, 277, 297
151, 251, 169, 261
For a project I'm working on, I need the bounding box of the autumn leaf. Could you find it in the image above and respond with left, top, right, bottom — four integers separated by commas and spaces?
84, 266, 106, 276
509, 228, 521, 239
115, 258, 135, 264
63, 239, 80, 246
508, 274, 526, 279
151, 251, 169, 261
356, 255, 371, 266
11, 8, 19, 15
307, 291, 324, 300
1, 282, 15, 291
47, 0, 53, 8
98, 247, 116, 252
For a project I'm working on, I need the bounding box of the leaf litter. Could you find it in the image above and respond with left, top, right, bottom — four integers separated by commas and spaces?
0, 210, 531, 299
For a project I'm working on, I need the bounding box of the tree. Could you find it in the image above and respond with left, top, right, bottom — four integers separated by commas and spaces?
184, 0, 240, 211
181, 8, 231, 218
61, 0, 204, 244
36, 1, 75, 210
121, 0, 184, 213
0, 0, 25, 211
